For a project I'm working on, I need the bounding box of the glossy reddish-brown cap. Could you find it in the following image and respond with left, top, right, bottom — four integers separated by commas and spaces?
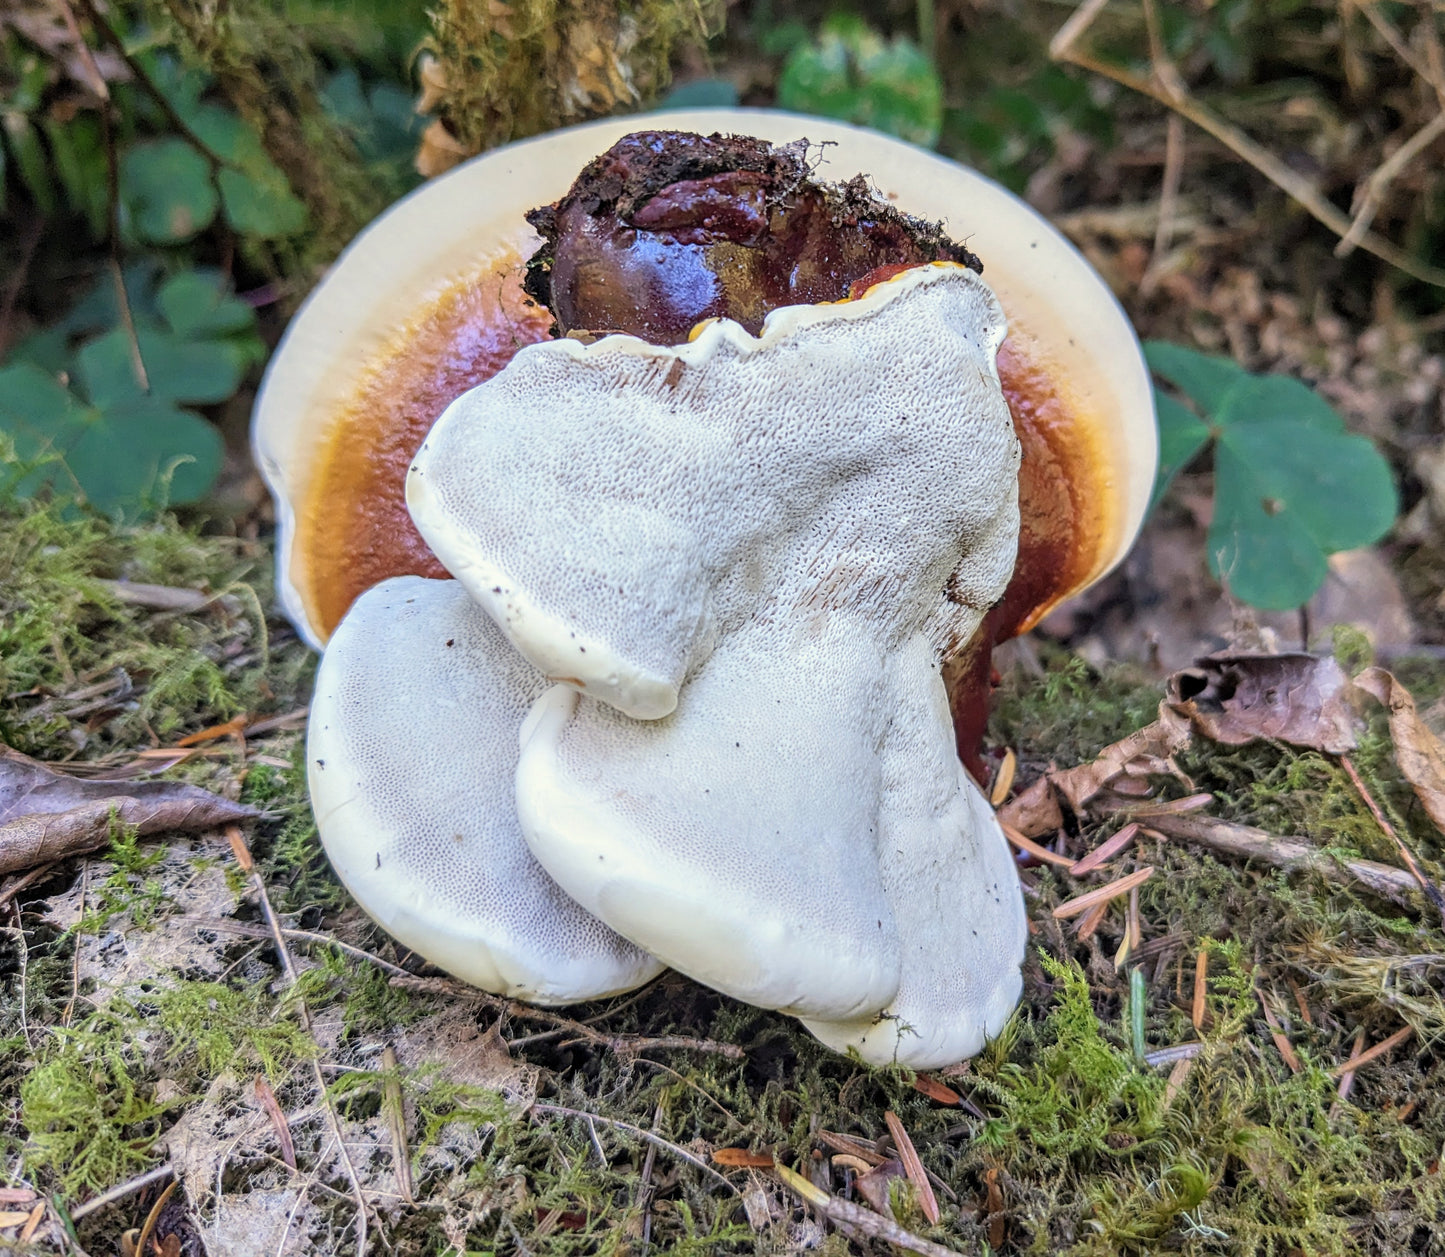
252, 109, 1156, 651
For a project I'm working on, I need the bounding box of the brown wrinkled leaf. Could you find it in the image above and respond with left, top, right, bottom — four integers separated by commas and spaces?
1167, 651, 1360, 753
1049, 705, 1193, 814
995, 775, 1062, 836
0, 744, 258, 876
855, 1158, 906, 1217
983, 1165, 1006, 1250
1356, 667, 1445, 837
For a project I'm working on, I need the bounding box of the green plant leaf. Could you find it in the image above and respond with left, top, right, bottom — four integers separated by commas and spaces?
1150, 389, 1211, 511
217, 166, 308, 238
1217, 418, 1397, 555
1207, 440, 1328, 610
4, 114, 57, 215
777, 15, 943, 147
76, 327, 245, 408
157, 271, 258, 338
119, 138, 218, 244
63, 397, 224, 512
1142, 341, 1244, 414
1213, 372, 1344, 434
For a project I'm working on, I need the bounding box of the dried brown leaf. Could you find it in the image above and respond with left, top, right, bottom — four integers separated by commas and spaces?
854, 1158, 906, 1217
0, 744, 258, 876
1356, 667, 1445, 836
1167, 651, 1360, 753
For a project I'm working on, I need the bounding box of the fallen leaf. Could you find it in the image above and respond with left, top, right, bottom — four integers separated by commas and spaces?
1355, 667, 1445, 837
1167, 651, 1360, 753
0, 1209, 33, 1227
0, 743, 258, 876
911, 1075, 961, 1106
983, 1166, 1006, 1249
1045, 705, 1192, 816
855, 1157, 906, 1217
884, 1111, 939, 1224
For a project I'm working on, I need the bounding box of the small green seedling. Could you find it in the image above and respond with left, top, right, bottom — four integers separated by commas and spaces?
776, 14, 943, 148
1146, 341, 1397, 611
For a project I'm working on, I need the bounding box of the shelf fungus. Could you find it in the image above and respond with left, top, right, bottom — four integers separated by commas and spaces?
253, 112, 1157, 1068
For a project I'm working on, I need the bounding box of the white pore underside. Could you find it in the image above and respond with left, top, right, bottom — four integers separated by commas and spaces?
307, 576, 663, 1004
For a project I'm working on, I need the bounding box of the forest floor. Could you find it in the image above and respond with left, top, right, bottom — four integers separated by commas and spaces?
1, 2, 1444, 1255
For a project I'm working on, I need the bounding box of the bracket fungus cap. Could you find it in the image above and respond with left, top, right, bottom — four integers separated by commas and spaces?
252, 108, 1156, 654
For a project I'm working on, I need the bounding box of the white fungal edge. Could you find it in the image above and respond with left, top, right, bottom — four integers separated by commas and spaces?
252, 107, 1157, 650
406, 262, 995, 720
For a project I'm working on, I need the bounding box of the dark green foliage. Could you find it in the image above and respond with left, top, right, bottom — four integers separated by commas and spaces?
1146, 342, 1398, 610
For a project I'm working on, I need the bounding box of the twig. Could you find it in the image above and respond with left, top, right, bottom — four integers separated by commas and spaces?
0, 862, 61, 912
884, 1112, 939, 1225
636, 1104, 661, 1251
1336, 112, 1445, 257
1142, 813, 1423, 909
1329, 1026, 1368, 1120
1339, 755, 1445, 922
1327, 1024, 1413, 1079
254, 1076, 297, 1171
773, 1163, 959, 1257
530, 1104, 736, 1192
1050, 0, 1445, 287
68, 1166, 174, 1222
1141, 104, 1186, 296
381, 1046, 414, 1205
226, 827, 369, 1256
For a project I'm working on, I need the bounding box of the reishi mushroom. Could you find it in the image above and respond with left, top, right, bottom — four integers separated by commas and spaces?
253, 111, 1158, 1068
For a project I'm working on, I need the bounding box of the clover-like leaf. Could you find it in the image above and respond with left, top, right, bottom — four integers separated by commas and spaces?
156, 270, 258, 339
76, 327, 245, 409
1143, 340, 1245, 414
1147, 341, 1398, 611
119, 138, 218, 244
191, 105, 308, 240
1150, 389, 1210, 510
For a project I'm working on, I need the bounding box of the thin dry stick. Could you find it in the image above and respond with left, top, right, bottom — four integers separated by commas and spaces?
133, 1179, 178, 1257
226, 827, 369, 1256
1142, 112, 1187, 294
1328, 1024, 1414, 1078
884, 1112, 939, 1225
69, 1166, 175, 1222
1001, 823, 1075, 869
1339, 755, 1445, 922
1337, 111, 1445, 256
0, 862, 61, 912
1329, 1026, 1369, 1120
254, 1076, 298, 1171
773, 1164, 959, 1257
531, 1104, 736, 1192
1050, 1, 1445, 287
1142, 812, 1422, 909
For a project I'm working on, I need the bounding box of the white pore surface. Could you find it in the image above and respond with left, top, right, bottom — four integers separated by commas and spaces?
426, 265, 1031, 1031
798, 635, 1027, 1067
409, 265, 1020, 720
307, 576, 663, 1003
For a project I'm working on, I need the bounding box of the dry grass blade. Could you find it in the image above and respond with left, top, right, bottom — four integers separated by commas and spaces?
1053, 867, 1155, 920
1069, 822, 1140, 877
1073, 899, 1110, 940
1339, 752, 1445, 924
1192, 948, 1209, 1032
1258, 993, 1302, 1074
884, 1111, 939, 1225
532, 1104, 737, 1192
1327, 1025, 1414, 1078
1330, 1026, 1369, 1119
712, 1148, 776, 1168
254, 1075, 297, 1171
69, 1166, 175, 1222
1000, 822, 1075, 868
1163, 1055, 1195, 1107
773, 1163, 958, 1257
132, 1179, 177, 1257
816, 1130, 885, 1167
382, 1046, 414, 1204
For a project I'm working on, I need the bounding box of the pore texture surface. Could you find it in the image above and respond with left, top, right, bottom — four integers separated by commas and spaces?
407, 264, 1020, 719
308, 576, 662, 1003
